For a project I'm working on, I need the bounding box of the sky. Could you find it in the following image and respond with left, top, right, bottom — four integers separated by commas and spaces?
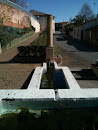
27, 0, 98, 23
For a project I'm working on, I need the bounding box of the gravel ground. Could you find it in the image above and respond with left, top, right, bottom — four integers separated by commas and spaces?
0, 33, 41, 89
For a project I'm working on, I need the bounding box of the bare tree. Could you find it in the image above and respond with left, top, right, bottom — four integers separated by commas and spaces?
78, 2, 95, 21
71, 2, 95, 25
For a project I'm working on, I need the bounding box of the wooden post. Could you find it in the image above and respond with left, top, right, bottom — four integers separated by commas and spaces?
46, 15, 54, 61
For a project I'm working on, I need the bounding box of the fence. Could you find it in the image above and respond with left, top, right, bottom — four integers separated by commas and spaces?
1, 31, 35, 52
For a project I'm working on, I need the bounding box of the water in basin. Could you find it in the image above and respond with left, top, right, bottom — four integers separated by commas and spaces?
40, 64, 68, 89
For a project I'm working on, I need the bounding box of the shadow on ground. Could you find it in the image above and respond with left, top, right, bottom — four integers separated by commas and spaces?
0, 46, 46, 64
55, 33, 98, 52
72, 69, 98, 80
21, 69, 35, 89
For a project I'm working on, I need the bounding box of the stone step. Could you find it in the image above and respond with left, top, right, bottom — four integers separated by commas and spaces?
72, 69, 97, 80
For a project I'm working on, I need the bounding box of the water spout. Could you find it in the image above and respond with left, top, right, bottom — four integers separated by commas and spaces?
54, 89, 59, 101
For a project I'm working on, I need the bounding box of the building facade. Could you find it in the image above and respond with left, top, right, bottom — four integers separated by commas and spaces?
73, 24, 84, 40
30, 9, 55, 33
55, 22, 69, 31
73, 18, 98, 46
84, 18, 98, 45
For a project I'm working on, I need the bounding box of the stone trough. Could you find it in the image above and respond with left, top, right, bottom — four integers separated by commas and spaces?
0, 62, 98, 115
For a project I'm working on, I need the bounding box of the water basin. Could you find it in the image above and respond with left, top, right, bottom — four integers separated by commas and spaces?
40, 65, 68, 89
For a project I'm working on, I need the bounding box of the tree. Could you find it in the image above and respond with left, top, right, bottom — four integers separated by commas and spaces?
8, 0, 29, 9
71, 2, 95, 25
71, 15, 86, 25
78, 2, 95, 21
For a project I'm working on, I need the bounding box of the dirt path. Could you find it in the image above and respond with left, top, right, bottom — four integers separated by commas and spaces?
0, 32, 41, 89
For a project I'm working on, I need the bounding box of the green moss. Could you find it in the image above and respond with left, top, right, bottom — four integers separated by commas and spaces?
54, 45, 60, 56
40, 73, 48, 88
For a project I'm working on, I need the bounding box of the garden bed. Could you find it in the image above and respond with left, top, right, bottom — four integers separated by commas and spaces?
17, 46, 46, 63
0, 25, 35, 52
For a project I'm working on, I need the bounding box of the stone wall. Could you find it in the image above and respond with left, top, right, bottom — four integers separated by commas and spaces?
0, 1, 40, 32
0, 2, 30, 28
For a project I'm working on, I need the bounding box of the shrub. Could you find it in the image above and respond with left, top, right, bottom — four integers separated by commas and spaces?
17, 29, 24, 36
23, 27, 32, 33
0, 25, 33, 47
0, 32, 14, 47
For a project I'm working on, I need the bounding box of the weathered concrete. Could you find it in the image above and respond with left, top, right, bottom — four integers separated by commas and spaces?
0, 62, 98, 115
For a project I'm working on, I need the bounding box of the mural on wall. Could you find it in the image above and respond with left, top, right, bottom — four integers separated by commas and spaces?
0, 2, 31, 28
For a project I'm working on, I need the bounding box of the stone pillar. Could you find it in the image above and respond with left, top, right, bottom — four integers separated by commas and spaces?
46, 15, 54, 61
47, 15, 53, 47
0, 42, 2, 54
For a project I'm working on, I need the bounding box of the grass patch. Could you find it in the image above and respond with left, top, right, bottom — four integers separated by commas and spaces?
31, 32, 47, 46
31, 32, 60, 56
54, 45, 60, 56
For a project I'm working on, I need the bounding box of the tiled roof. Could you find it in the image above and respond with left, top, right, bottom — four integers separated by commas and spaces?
29, 9, 46, 16
56, 22, 69, 24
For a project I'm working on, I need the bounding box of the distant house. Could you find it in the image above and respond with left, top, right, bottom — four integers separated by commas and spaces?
72, 17, 98, 46
55, 22, 69, 31
73, 24, 84, 40
29, 9, 55, 33
84, 17, 98, 45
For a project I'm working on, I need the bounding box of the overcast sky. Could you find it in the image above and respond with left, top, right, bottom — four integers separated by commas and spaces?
28, 0, 98, 22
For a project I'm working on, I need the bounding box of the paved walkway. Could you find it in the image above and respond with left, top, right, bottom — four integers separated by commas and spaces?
54, 32, 98, 89
54, 31, 98, 63
0, 32, 41, 89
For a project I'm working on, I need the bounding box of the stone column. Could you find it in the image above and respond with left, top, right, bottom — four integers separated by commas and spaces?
46, 15, 54, 61
0, 42, 2, 54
